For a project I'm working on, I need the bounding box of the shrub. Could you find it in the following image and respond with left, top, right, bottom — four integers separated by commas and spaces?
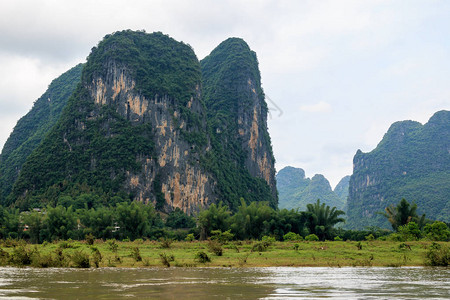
283, 232, 302, 242
261, 236, 276, 244
423, 221, 450, 241
107, 239, 118, 253
131, 247, 142, 262
305, 234, 319, 241
159, 238, 173, 249
91, 247, 102, 267
195, 251, 211, 263
365, 234, 375, 241
207, 240, 223, 256
0, 248, 10, 266
251, 241, 270, 252
356, 241, 363, 250
210, 229, 234, 244
9, 246, 34, 266
71, 251, 90, 268
185, 233, 195, 242
334, 236, 343, 241
85, 233, 95, 245
425, 242, 449, 266
159, 253, 174, 267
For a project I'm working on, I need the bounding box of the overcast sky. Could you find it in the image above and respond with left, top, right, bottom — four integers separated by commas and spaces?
1, 0, 449, 188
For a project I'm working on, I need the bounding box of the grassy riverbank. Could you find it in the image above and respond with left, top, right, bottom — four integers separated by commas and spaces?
1, 239, 449, 268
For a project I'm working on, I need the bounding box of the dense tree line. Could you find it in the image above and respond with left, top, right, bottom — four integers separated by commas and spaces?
1, 197, 448, 243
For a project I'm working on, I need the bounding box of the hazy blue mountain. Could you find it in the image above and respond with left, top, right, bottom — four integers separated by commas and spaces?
277, 166, 347, 211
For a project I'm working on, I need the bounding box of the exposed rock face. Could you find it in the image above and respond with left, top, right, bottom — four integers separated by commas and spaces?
5, 31, 277, 213
346, 110, 450, 229
201, 38, 278, 209
87, 59, 213, 214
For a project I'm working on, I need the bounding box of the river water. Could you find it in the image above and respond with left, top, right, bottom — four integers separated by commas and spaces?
0, 266, 448, 299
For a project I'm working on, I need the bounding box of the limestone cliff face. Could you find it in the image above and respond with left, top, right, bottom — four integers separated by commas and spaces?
8, 31, 278, 213
201, 38, 278, 208
238, 78, 276, 196
87, 59, 214, 214
346, 110, 450, 229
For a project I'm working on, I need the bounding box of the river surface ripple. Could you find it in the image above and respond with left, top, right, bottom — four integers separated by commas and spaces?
0, 266, 448, 299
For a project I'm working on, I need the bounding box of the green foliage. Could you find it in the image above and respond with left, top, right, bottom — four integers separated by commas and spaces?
347, 111, 450, 229
90, 246, 102, 268
70, 250, 90, 268
197, 202, 231, 239
114, 201, 163, 240
185, 233, 195, 242
9, 245, 34, 266
200, 37, 277, 211
397, 222, 422, 241
130, 246, 142, 262
207, 240, 223, 256
251, 241, 270, 252
365, 234, 375, 241
159, 252, 174, 267
85, 233, 95, 245
381, 198, 425, 231
283, 232, 303, 241
165, 208, 196, 229
261, 235, 276, 244
305, 234, 319, 241
306, 199, 345, 240
230, 199, 275, 240
423, 221, 450, 241
0, 64, 83, 205
210, 229, 234, 243
159, 237, 173, 249
334, 236, 343, 241
425, 242, 449, 266
194, 251, 211, 263
277, 167, 346, 211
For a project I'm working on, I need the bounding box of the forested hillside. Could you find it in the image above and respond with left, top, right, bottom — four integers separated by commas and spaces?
347, 110, 450, 229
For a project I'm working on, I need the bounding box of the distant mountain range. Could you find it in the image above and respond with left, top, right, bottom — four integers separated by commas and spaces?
277, 166, 349, 211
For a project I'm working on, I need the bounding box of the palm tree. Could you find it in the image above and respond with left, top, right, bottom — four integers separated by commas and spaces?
382, 198, 425, 231
306, 199, 345, 240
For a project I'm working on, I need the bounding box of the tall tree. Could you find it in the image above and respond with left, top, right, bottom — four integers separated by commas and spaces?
306, 199, 345, 240
382, 198, 425, 231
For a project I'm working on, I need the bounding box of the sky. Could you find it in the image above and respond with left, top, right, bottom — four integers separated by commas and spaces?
1, 0, 449, 188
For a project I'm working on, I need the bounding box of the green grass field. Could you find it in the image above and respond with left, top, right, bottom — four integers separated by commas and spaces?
2, 239, 448, 268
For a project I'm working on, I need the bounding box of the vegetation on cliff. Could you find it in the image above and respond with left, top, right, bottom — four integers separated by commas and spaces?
4, 31, 204, 209
200, 37, 277, 210
0, 64, 83, 204
277, 166, 347, 211
347, 110, 450, 229
1, 31, 277, 216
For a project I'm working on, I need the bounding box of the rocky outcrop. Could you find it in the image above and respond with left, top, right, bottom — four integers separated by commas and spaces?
6, 31, 277, 214
86, 58, 214, 214
346, 110, 450, 229
201, 38, 278, 209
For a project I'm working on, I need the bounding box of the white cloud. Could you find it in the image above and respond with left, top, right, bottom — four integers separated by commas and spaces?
299, 101, 332, 113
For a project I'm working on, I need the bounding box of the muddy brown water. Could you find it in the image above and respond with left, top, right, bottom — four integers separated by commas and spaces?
0, 266, 449, 299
